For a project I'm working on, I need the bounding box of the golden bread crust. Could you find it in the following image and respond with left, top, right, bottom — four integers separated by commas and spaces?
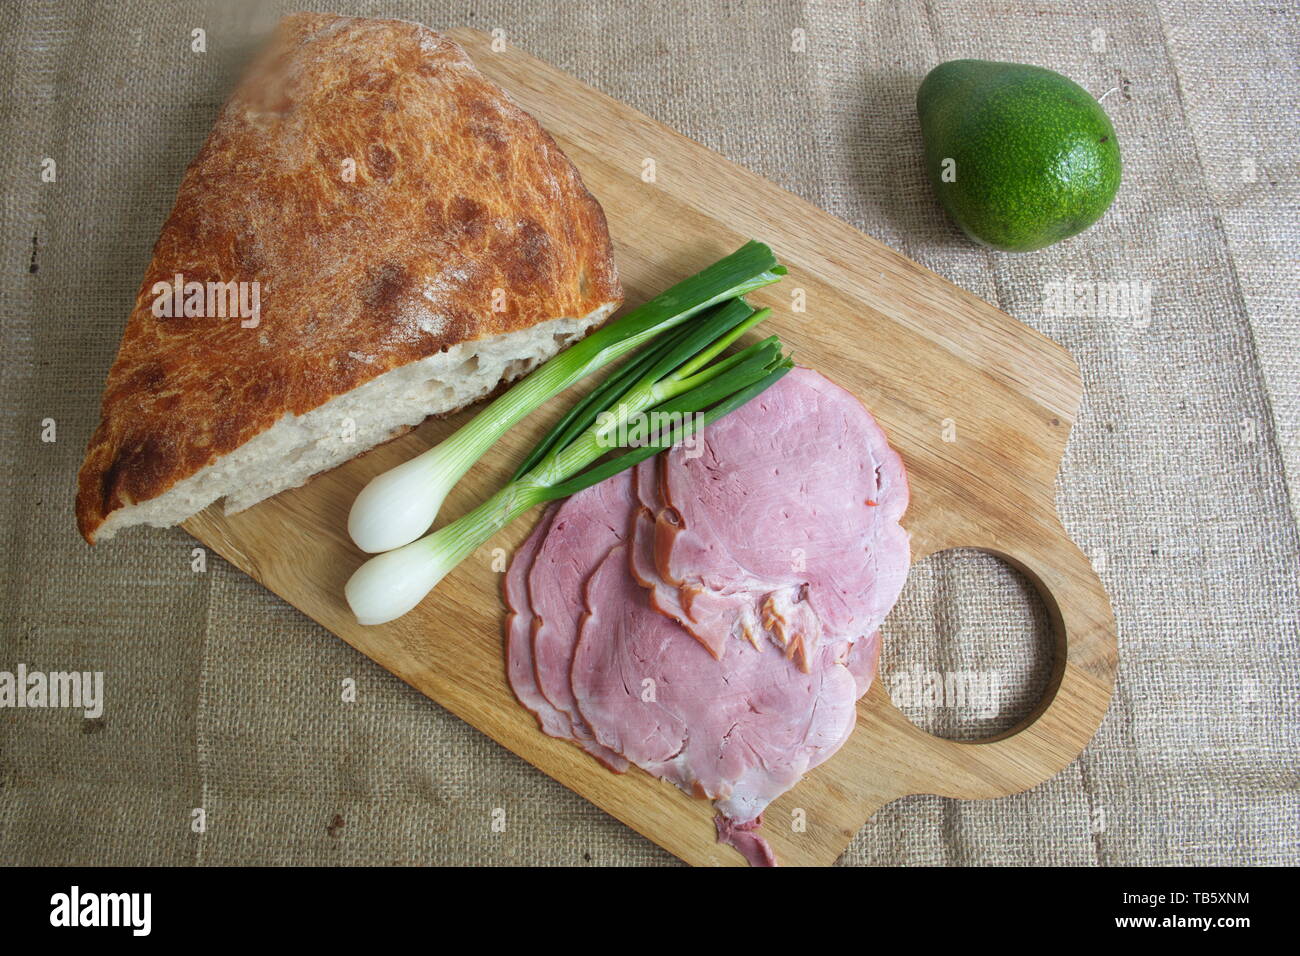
76, 13, 621, 542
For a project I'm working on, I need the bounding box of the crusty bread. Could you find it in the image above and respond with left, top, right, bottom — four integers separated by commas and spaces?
76, 14, 622, 542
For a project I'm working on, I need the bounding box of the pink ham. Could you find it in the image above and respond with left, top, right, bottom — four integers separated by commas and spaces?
843, 629, 882, 699
715, 815, 778, 867
629, 459, 699, 638
640, 367, 909, 670
571, 546, 860, 826
630, 378, 893, 692
502, 367, 910, 865
525, 469, 636, 770
504, 502, 628, 772
503, 504, 568, 738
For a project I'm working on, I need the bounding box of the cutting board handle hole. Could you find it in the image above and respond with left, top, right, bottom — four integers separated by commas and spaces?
877, 548, 1055, 742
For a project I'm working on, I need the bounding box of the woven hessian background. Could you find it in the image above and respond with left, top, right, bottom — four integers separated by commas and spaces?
0, 0, 1296, 865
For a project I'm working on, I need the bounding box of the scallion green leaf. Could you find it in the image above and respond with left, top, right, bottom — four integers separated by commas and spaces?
541, 360, 793, 499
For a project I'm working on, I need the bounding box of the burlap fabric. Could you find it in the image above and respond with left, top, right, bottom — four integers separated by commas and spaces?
1, 0, 1295, 866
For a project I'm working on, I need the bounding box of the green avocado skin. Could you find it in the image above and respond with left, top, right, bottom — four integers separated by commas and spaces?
917, 60, 1121, 252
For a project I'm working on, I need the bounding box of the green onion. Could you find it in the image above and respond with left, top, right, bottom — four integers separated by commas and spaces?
345, 309, 791, 626
347, 242, 786, 554
509, 315, 699, 481
544, 359, 793, 499
514, 296, 769, 478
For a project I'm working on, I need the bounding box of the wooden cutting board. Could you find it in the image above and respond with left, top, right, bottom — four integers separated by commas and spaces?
184, 29, 1118, 866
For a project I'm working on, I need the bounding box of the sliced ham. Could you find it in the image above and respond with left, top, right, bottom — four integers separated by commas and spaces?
504, 501, 628, 772
571, 547, 860, 826
502, 367, 910, 866
503, 504, 569, 738
629, 459, 699, 638
715, 814, 778, 867
642, 367, 909, 670
633, 456, 883, 697
525, 469, 636, 770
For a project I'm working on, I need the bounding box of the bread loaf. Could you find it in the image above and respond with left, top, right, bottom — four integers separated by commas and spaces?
76, 13, 622, 542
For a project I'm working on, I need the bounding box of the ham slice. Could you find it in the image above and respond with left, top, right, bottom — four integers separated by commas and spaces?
571, 547, 860, 823
632, 455, 883, 696
715, 815, 778, 868
504, 501, 628, 772
503, 505, 568, 738
638, 367, 909, 670
525, 470, 636, 770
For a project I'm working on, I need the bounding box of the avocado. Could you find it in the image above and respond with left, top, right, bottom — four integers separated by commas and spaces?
917, 59, 1121, 252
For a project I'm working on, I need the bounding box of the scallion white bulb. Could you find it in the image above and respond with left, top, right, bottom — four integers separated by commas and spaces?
348, 447, 458, 553
345, 537, 455, 625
